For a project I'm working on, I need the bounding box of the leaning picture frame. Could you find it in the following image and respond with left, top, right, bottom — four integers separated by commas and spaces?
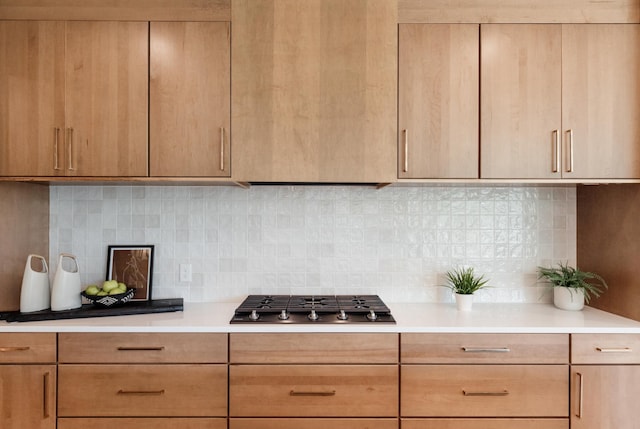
106, 245, 154, 301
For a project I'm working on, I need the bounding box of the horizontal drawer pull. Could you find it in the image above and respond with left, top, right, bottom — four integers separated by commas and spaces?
462, 347, 510, 353
596, 347, 632, 353
289, 390, 336, 397
116, 346, 165, 351
117, 389, 165, 396
463, 389, 509, 397
0, 346, 30, 352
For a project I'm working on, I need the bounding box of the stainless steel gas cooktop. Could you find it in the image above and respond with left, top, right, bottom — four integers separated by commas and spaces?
230, 295, 395, 324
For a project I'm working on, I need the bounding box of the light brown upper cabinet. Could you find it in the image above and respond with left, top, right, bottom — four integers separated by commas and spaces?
481, 24, 640, 179
150, 22, 231, 177
65, 21, 148, 177
231, 0, 397, 183
0, 21, 148, 177
398, 24, 479, 179
0, 21, 65, 176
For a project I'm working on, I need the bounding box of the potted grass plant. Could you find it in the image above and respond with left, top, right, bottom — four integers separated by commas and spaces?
537, 262, 608, 311
444, 266, 489, 311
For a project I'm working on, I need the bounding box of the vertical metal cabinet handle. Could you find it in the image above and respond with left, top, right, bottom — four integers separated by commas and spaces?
463, 390, 509, 396
0, 346, 30, 352
566, 129, 574, 173
552, 129, 560, 173
43, 372, 50, 418
403, 129, 409, 173
53, 128, 61, 170
67, 128, 75, 171
462, 347, 510, 353
575, 371, 583, 418
596, 347, 632, 353
220, 127, 225, 171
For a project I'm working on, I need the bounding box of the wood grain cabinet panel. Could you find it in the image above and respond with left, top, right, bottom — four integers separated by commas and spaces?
398, 24, 479, 179
232, 0, 397, 183
229, 364, 398, 417
58, 333, 228, 363
0, 332, 56, 363
0, 365, 56, 429
402, 419, 568, 429
230, 418, 398, 429
572, 333, 640, 364
230, 333, 398, 363
58, 418, 227, 429
401, 365, 568, 417
150, 21, 230, 177
401, 333, 568, 364
58, 364, 227, 417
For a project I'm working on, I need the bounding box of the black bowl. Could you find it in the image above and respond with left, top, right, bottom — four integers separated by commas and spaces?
81, 288, 135, 307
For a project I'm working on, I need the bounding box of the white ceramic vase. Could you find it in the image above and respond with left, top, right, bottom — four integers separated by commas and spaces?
553, 287, 585, 311
455, 293, 473, 311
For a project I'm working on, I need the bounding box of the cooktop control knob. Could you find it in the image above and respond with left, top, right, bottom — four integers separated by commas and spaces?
337, 310, 348, 320
278, 310, 289, 320
308, 310, 319, 321
249, 310, 259, 321
366, 310, 378, 321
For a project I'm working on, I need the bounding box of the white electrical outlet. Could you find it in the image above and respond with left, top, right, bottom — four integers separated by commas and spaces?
179, 264, 192, 282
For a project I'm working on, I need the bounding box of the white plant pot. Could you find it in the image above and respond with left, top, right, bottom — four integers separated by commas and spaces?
553, 287, 585, 311
455, 293, 473, 311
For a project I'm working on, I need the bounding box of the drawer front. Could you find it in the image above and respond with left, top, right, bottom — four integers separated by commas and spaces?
230, 333, 398, 363
401, 365, 568, 417
571, 333, 640, 364
401, 333, 568, 364
58, 333, 227, 363
231, 418, 398, 429
0, 333, 56, 363
58, 364, 227, 417
58, 418, 227, 429
402, 419, 568, 429
230, 364, 398, 417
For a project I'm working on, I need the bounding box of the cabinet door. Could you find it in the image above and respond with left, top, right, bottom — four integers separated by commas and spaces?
65, 21, 148, 176
232, 0, 397, 183
562, 24, 640, 179
58, 418, 227, 429
150, 22, 230, 177
480, 24, 562, 179
399, 24, 479, 179
0, 21, 65, 176
571, 366, 640, 429
0, 365, 56, 429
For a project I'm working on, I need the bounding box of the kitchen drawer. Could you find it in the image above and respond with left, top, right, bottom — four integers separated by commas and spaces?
58, 364, 227, 417
230, 333, 398, 363
401, 365, 568, 417
58, 418, 227, 429
0, 333, 56, 363
58, 333, 227, 363
401, 419, 568, 429
230, 418, 398, 429
401, 333, 568, 364
571, 333, 640, 364
229, 364, 398, 417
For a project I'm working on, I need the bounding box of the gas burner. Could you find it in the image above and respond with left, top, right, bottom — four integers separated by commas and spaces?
230, 295, 395, 324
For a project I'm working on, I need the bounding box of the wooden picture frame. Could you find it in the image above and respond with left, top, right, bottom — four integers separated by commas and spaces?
106, 245, 154, 301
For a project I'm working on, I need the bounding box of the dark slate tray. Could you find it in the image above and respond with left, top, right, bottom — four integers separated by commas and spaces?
0, 298, 183, 323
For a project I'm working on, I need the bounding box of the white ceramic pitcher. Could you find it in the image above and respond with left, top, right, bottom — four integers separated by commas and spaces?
19, 254, 50, 313
51, 253, 82, 311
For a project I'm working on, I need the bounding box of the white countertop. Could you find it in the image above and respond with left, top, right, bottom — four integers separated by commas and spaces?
2, 302, 640, 333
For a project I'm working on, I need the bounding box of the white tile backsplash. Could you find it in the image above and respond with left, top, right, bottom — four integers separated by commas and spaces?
49, 185, 576, 304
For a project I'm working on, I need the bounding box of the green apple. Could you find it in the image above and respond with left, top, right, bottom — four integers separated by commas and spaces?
117, 283, 127, 293
102, 280, 119, 292
84, 285, 100, 296
97, 290, 108, 296
109, 288, 124, 295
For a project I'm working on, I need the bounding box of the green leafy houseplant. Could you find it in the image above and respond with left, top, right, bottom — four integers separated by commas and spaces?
444, 267, 489, 295
537, 262, 608, 304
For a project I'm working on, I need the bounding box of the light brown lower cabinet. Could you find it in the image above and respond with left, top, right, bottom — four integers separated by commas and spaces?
230, 418, 398, 429
57, 418, 227, 429
58, 364, 227, 417
0, 365, 56, 429
401, 365, 568, 417
401, 419, 568, 429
